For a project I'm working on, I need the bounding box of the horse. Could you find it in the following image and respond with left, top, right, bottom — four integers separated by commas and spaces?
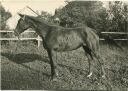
14, 14, 106, 80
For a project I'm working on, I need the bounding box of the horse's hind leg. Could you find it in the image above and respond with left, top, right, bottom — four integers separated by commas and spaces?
91, 51, 106, 78
91, 51, 112, 89
83, 46, 94, 77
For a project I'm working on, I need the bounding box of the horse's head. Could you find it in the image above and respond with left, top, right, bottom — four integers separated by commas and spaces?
14, 14, 31, 36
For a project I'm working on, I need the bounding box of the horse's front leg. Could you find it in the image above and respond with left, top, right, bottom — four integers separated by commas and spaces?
92, 52, 106, 78
46, 49, 58, 80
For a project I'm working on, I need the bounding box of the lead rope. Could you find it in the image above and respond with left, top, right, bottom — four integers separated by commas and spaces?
14, 36, 21, 54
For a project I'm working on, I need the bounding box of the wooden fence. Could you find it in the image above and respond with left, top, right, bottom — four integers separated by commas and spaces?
0, 30, 128, 47
0, 30, 42, 47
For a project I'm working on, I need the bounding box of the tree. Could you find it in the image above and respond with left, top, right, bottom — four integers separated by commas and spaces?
37, 11, 53, 23
0, 2, 12, 29
107, 1, 128, 32
54, 1, 128, 33
54, 1, 105, 30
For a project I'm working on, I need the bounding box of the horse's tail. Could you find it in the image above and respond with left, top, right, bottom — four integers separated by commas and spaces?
98, 32, 123, 51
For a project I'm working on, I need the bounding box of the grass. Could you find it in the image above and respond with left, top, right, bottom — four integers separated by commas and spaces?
1, 41, 128, 90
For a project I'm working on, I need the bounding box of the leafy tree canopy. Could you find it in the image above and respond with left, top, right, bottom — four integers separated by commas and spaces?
54, 1, 128, 32
0, 2, 12, 29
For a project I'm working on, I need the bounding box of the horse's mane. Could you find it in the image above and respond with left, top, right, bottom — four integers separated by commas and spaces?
25, 14, 66, 29
24, 14, 84, 30
25, 15, 50, 25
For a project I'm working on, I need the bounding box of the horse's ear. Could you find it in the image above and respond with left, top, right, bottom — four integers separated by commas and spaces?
18, 13, 24, 18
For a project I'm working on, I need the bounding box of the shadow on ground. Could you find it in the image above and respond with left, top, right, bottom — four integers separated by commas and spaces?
1, 52, 88, 73
1, 52, 91, 90
1, 52, 52, 78
1, 52, 49, 64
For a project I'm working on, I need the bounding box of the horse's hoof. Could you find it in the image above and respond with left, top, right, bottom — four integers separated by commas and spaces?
56, 71, 59, 77
50, 74, 59, 81
87, 72, 92, 78
52, 78, 58, 82
50, 75, 59, 82
101, 75, 106, 78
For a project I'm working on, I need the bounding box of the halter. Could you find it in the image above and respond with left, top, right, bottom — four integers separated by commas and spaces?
13, 30, 21, 54
14, 14, 26, 38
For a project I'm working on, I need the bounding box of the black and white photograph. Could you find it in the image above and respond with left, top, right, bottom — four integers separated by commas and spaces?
0, 0, 128, 90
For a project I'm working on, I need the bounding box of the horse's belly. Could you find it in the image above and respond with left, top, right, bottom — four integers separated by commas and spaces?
53, 35, 83, 51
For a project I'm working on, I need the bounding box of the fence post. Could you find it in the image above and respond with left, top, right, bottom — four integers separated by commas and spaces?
37, 35, 41, 48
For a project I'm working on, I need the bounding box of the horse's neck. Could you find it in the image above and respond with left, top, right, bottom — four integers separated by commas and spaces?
32, 22, 50, 40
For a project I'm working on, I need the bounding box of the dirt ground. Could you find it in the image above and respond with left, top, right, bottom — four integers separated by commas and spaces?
1, 41, 128, 90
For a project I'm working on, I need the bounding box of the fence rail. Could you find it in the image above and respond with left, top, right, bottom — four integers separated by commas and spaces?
0, 30, 42, 47
101, 32, 128, 34
0, 30, 35, 33
0, 30, 128, 47
1, 30, 128, 34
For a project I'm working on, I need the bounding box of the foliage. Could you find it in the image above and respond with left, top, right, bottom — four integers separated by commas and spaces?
107, 1, 128, 32
0, 2, 12, 29
54, 1, 128, 32
0, 2, 12, 45
37, 11, 53, 24
54, 1, 105, 30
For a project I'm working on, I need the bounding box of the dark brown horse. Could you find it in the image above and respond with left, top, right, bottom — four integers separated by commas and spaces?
14, 14, 105, 80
